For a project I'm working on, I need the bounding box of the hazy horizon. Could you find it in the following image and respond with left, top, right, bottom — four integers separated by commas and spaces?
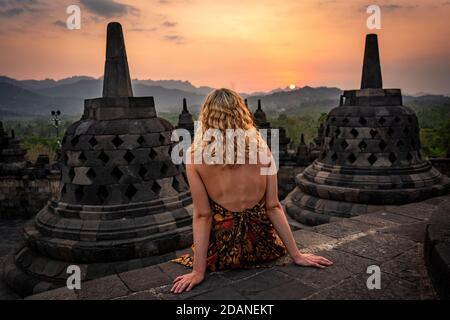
1, 0, 449, 95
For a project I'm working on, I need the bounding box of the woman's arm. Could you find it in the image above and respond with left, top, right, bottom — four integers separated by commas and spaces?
171, 161, 212, 293
264, 157, 333, 268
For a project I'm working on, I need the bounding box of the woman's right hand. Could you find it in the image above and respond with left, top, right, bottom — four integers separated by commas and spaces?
293, 252, 333, 268
171, 270, 205, 294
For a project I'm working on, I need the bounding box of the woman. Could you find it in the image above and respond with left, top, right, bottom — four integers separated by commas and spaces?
171, 89, 332, 294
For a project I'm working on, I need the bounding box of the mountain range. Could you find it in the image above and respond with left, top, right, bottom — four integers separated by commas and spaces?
0, 75, 448, 119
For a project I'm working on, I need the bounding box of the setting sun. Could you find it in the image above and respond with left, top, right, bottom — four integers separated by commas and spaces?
289, 84, 296, 90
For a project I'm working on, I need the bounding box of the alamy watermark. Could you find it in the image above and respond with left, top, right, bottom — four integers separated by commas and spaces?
366, 265, 381, 290
366, 5, 381, 30
66, 5, 81, 30
66, 265, 81, 290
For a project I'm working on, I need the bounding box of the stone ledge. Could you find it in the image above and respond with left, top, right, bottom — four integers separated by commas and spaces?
26, 194, 449, 300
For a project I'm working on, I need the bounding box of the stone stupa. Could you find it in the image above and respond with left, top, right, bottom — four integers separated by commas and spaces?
177, 98, 195, 137
4, 22, 193, 296
284, 34, 450, 226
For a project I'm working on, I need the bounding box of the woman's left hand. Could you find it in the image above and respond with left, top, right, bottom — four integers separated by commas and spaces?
171, 271, 205, 294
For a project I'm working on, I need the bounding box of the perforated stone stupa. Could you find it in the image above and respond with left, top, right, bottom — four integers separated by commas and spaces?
4, 22, 192, 296
177, 98, 195, 137
284, 34, 450, 226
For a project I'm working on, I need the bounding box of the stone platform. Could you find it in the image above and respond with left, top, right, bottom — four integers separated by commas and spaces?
25, 194, 450, 300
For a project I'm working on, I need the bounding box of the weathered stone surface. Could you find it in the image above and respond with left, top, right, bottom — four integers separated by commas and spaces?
118, 265, 170, 292
230, 269, 291, 298
335, 232, 417, 262
380, 221, 428, 243
77, 274, 130, 300
311, 219, 373, 239
293, 229, 336, 248
308, 272, 422, 300
424, 203, 450, 300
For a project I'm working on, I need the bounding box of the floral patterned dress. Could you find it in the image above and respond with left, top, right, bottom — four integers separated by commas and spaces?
172, 198, 287, 271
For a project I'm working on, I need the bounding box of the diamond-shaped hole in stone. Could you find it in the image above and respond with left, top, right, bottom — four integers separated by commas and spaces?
161, 162, 169, 175
159, 133, 166, 145
88, 136, 98, 147
68, 167, 75, 181
397, 140, 404, 148
350, 128, 359, 138
334, 128, 341, 137
78, 151, 87, 163
325, 126, 330, 136
63, 153, 69, 165
403, 127, 410, 135
75, 186, 84, 202
389, 153, 397, 164
407, 152, 413, 162
321, 151, 327, 160
347, 153, 357, 164
97, 185, 108, 202
149, 148, 158, 160
98, 151, 110, 164
138, 165, 148, 178
152, 181, 161, 194
378, 117, 386, 125
331, 153, 338, 162
62, 136, 67, 145
86, 168, 96, 180
61, 184, 67, 195
331, 117, 336, 122
340, 140, 349, 150
359, 117, 367, 125
368, 154, 377, 165
112, 135, 124, 148
358, 141, 367, 151
71, 135, 80, 146
137, 135, 145, 146
379, 140, 387, 150
408, 117, 413, 123
370, 129, 377, 138
111, 167, 123, 181
343, 118, 349, 124
394, 116, 401, 123
125, 184, 137, 200
172, 177, 180, 192
123, 150, 135, 164
387, 128, 395, 137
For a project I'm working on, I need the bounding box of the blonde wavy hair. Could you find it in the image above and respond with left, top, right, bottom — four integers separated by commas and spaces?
192, 88, 267, 165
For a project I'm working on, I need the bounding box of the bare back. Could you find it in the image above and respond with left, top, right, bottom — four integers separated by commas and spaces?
195, 163, 267, 212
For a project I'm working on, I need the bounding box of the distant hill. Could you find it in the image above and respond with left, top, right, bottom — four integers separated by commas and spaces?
0, 75, 449, 119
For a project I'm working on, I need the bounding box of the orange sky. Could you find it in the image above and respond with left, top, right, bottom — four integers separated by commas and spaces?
0, 0, 449, 94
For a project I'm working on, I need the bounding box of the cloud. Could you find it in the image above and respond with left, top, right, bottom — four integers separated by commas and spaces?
162, 34, 184, 44
161, 21, 177, 27
0, 7, 23, 17
130, 27, 158, 32
0, 0, 40, 18
80, 0, 139, 18
53, 20, 66, 28
359, 3, 418, 13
